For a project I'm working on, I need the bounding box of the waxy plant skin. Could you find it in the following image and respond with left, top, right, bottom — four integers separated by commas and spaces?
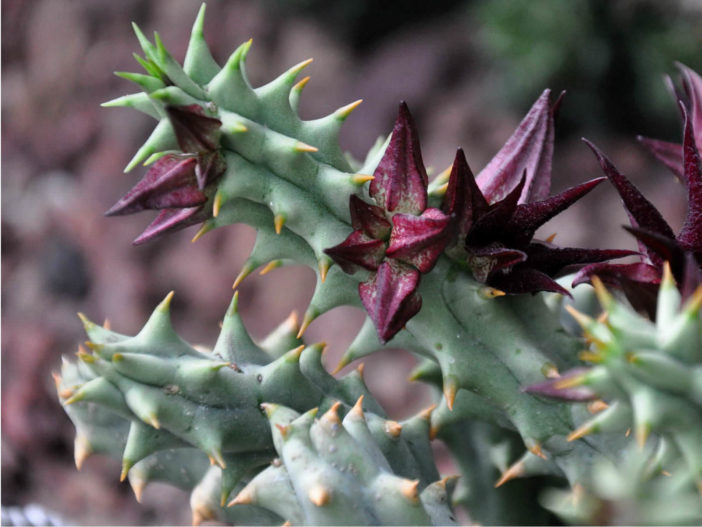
56, 5, 702, 525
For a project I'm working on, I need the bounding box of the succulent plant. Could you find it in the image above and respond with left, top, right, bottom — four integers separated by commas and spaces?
57, 4, 702, 525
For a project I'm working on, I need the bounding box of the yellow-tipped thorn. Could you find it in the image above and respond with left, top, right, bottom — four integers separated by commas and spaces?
528, 443, 548, 460
120, 460, 133, 482
51, 372, 62, 389
587, 400, 609, 414
331, 355, 350, 375
285, 310, 300, 333
554, 373, 587, 390
495, 460, 525, 488
350, 395, 365, 419
63, 390, 85, 405
296, 312, 315, 339
429, 424, 440, 441
572, 483, 584, 506
282, 521, 292, 527
336, 99, 363, 120
590, 276, 613, 308
232, 263, 254, 289
274, 214, 286, 234
74, 435, 91, 470
625, 427, 631, 437
543, 363, 560, 379
323, 401, 342, 424
443, 379, 458, 411
146, 413, 160, 429
578, 350, 604, 363
318, 259, 330, 283
684, 285, 702, 314
567, 422, 596, 442
636, 422, 651, 450
287, 344, 305, 360
351, 173, 374, 185
308, 485, 331, 507
356, 362, 365, 380
191, 503, 217, 527
275, 423, 290, 438
661, 470, 672, 477
564, 304, 593, 330
401, 479, 420, 503
103, 318, 112, 330
157, 291, 175, 313
213, 191, 223, 218
385, 420, 403, 438
77, 311, 95, 329
130, 475, 146, 503
289, 57, 314, 77
545, 232, 557, 244
434, 182, 449, 196
208, 449, 227, 469
228, 486, 254, 507
293, 141, 318, 153
479, 286, 506, 299
662, 261, 675, 288
435, 165, 453, 184
418, 404, 437, 422
293, 75, 311, 93
260, 260, 282, 276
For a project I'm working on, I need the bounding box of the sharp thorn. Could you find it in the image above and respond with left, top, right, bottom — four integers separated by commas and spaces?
318, 259, 330, 282
400, 479, 420, 503
331, 355, 350, 375
308, 485, 331, 507
384, 420, 402, 438
228, 487, 254, 507
296, 312, 314, 339
213, 191, 223, 218
336, 99, 363, 120
527, 442, 547, 459
292, 75, 311, 93
274, 214, 286, 234
259, 260, 282, 276
233, 263, 254, 289
351, 173, 374, 185
293, 141, 318, 153
350, 395, 365, 419
495, 460, 525, 488
545, 232, 557, 243
479, 286, 506, 299
191, 222, 212, 243
443, 378, 458, 411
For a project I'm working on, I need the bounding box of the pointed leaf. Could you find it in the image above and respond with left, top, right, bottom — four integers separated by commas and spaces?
488, 266, 570, 296
524, 242, 637, 277
466, 171, 526, 246
505, 177, 605, 246
359, 260, 421, 343
349, 195, 392, 240
442, 148, 489, 243
324, 230, 386, 273
386, 208, 451, 272
105, 156, 204, 216
166, 105, 221, 153
583, 139, 675, 267
476, 89, 559, 204
465, 246, 527, 283
133, 207, 204, 245
624, 226, 686, 277
678, 104, 702, 253
637, 136, 684, 182
370, 102, 428, 214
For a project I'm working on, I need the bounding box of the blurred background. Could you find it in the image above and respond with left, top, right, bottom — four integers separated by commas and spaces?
2, 0, 701, 524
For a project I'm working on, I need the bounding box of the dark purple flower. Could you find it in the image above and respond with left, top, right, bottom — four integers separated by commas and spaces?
325, 102, 452, 342
444, 147, 634, 295
575, 106, 702, 314
106, 105, 225, 244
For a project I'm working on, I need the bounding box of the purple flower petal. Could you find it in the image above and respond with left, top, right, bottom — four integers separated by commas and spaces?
623, 226, 687, 277
359, 260, 422, 343
476, 89, 561, 204
386, 208, 452, 272
370, 102, 428, 215
349, 195, 392, 240
678, 104, 702, 254
681, 252, 702, 301
194, 150, 226, 190
166, 104, 222, 153
466, 245, 527, 283
523, 368, 597, 402
488, 266, 570, 296
637, 136, 684, 182
525, 242, 637, 277
105, 156, 205, 216
466, 171, 526, 246
324, 230, 386, 273
583, 139, 676, 267
442, 148, 489, 244
505, 178, 605, 246
133, 206, 205, 245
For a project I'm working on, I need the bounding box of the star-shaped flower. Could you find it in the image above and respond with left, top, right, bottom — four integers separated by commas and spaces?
106, 105, 225, 244
325, 102, 453, 343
